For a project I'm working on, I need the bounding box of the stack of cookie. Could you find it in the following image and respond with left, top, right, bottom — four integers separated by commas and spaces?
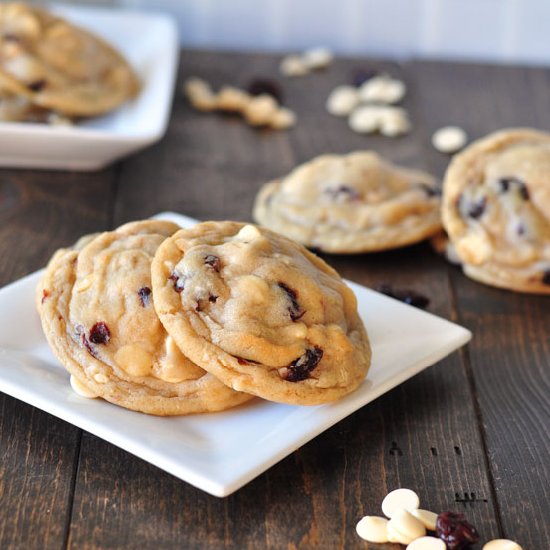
0, 2, 140, 124
37, 220, 371, 415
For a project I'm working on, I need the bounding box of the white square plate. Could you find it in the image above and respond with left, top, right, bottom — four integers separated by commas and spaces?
0, 4, 179, 171
0, 212, 471, 497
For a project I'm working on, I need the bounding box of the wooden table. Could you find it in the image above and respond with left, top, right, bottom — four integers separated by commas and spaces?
1, 50, 549, 550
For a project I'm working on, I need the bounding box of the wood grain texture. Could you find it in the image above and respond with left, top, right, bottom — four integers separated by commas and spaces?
412, 60, 550, 548
0, 168, 116, 549
69, 51, 500, 549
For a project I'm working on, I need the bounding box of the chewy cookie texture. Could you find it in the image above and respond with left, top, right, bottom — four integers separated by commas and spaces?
253, 151, 441, 253
37, 220, 252, 416
441, 128, 550, 294
0, 2, 140, 122
151, 221, 371, 405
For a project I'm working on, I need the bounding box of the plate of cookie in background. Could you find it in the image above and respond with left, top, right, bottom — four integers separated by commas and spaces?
0, 211, 471, 497
0, 3, 179, 171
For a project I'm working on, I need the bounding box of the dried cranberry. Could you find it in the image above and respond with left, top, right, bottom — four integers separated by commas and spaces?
169, 272, 185, 293
498, 177, 529, 200
467, 197, 487, 219
278, 282, 305, 321
352, 68, 378, 87
325, 185, 361, 202
236, 357, 249, 365
247, 78, 283, 104
542, 270, 550, 286
204, 254, 221, 272
284, 347, 323, 382
138, 286, 152, 307
89, 322, 110, 345
209, 294, 218, 303
28, 79, 46, 92
41, 289, 50, 304
436, 511, 480, 549
420, 183, 442, 197
377, 284, 430, 309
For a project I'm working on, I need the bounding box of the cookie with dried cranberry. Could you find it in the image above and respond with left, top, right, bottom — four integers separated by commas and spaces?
0, 3, 140, 117
151, 221, 371, 405
253, 151, 441, 253
442, 128, 550, 294
37, 220, 252, 416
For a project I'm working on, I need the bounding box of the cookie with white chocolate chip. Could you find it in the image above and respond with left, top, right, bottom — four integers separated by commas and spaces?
253, 151, 441, 253
442, 128, 550, 294
37, 220, 252, 416
0, 3, 140, 117
151, 221, 371, 405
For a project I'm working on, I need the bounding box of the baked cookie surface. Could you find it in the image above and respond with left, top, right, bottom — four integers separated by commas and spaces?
442, 128, 550, 294
37, 220, 251, 416
0, 3, 140, 117
253, 151, 441, 253
151, 221, 371, 405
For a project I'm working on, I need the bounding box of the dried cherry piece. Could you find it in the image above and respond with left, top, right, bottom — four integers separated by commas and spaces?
325, 185, 361, 202
89, 322, 110, 345
284, 347, 323, 382
436, 511, 480, 549
467, 197, 487, 219
278, 282, 305, 321
41, 289, 50, 304
377, 284, 430, 309
169, 272, 185, 293
204, 254, 221, 272
28, 79, 46, 92
247, 78, 283, 104
138, 286, 152, 307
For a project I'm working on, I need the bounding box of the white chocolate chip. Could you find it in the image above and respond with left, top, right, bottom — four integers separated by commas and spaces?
156, 337, 204, 383
302, 47, 333, 70
280, 54, 309, 77
407, 536, 446, 550
389, 509, 426, 540
379, 107, 410, 136
359, 75, 406, 104
432, 126, 468, 153
355, 516, 388, 543
387, 522, 415, 545
93, 373, 109, 384
47, 112, 73, 126
271, 107, 296, 130
349, 105, 384, 134
382, 488, 420, 518
237, 224, 262, 241
244, 94, 279, 126
483, 540, 523, 550
70, 375, 98, 398
216, 86, 250, 112
326, 85, 360, 117
411, 509, 438, 531
184, 77, 217, 111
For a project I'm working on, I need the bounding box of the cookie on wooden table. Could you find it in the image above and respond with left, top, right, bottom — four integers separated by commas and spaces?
151, 221, 371, 405
0, 2, 140, 117
253, 151, 441, 253
441, 128, 550, 294
37, 220, 252, 416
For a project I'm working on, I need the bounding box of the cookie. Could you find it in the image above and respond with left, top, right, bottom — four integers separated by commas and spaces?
441, 128, 550, 294
151, 221, 371, 405
253, 151, 441, 253
0, 3, 140, 117
37, 220, 252, 416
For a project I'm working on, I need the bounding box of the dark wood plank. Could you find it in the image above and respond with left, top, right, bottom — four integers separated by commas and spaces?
412, 60, 550, 548
0, 168, 116, 549
68, 51, 500, 549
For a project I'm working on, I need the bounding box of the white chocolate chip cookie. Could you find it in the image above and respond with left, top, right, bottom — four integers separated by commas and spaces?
37, 220, 252, 416
253, 151, 441, 253
151, 221, 371, 405
442, 128, 550, 293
